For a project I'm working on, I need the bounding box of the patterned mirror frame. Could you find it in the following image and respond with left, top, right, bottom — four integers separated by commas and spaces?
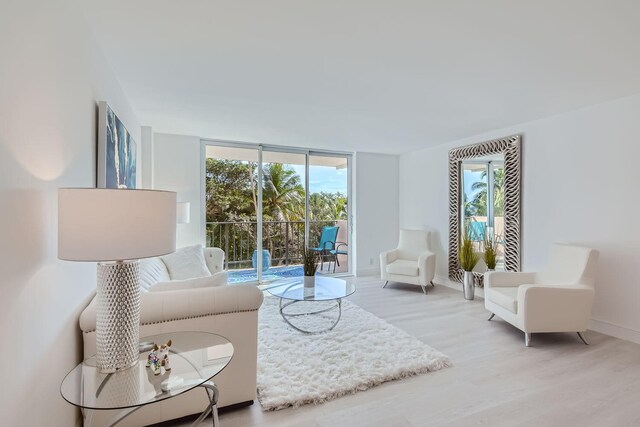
448, 135, 521, 286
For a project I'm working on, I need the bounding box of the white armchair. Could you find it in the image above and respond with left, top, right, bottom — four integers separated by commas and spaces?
380, 229, 436, 294
485, 243, 598, 347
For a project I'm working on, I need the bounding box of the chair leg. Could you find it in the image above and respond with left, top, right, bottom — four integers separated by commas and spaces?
525, 333, 532, 347
420, 284, 427, 294
430, 280, 435, 287
487, 313, 495, 321
382, 281, 389, 288
577, 332, 589, 345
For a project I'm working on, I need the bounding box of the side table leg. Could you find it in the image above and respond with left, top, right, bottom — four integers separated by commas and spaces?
191, 381, 219, 426
82, 408, 93, 427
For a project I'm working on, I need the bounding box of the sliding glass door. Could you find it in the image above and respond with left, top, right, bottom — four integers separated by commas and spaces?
204, 142, 351, 284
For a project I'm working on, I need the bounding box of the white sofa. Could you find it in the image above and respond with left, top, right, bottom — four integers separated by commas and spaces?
79, 247, 264, 426
380, 229, 436, 294
485, 243, 598, 347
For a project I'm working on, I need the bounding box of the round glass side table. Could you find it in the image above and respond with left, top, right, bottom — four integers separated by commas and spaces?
61, 331, 233, 427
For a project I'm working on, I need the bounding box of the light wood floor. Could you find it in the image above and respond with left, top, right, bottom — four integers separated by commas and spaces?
175, 275, 640, 427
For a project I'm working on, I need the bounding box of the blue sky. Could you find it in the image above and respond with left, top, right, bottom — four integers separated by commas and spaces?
291, 165, 347, 194
463, 170, 484, 200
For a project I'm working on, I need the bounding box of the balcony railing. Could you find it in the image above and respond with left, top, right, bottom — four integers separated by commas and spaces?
206, 220, 342, 270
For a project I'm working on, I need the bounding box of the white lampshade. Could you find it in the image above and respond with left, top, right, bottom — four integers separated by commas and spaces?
176, 201, 191, 224
58, 188, 177, 261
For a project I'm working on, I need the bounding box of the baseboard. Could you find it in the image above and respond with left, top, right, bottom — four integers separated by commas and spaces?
589, 318, 640, 344
434, 274, 485, 299
434, 275, 640, 344
356, 268, 379, 277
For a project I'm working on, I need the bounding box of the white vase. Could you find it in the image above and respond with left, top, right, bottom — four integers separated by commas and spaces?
463, 271, 475, 300
304, 275, 315, 288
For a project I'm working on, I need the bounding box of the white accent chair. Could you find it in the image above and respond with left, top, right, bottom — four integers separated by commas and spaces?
380, 229, 436, 293
485, 243, 598, 347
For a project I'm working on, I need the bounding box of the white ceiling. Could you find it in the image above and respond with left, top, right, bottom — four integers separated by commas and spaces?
82, 0, 640, 154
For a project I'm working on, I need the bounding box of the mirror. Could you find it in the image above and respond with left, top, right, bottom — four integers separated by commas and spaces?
448, 135, 521, 286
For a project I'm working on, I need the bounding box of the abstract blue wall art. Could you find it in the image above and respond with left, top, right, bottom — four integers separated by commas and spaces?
97, 101, 137, 189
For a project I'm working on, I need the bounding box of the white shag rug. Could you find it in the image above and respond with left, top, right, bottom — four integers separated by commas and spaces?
257, 296, 451, 411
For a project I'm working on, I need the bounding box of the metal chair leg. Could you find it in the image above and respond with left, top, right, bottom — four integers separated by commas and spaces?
488, 313, 495, 321
430, 280, 435, 287
382, 281, 389, 288
525, 333, 532, 347
420, 284, 427, 294
577, 332, 589, 345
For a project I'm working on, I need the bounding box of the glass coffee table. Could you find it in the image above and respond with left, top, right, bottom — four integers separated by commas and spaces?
60, 331, 233, 427
266, 276, 356, 334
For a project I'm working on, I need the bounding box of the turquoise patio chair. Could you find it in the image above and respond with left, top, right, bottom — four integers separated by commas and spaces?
468, 221, 486, 242
329, 242, 348, 273
310, 225, 339, 271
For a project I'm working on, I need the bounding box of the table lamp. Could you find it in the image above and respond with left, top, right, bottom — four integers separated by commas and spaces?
58, 188, 176, 373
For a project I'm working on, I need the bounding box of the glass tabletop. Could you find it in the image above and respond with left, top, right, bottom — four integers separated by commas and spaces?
266, 276, 356, 301
60, 332, 233, 410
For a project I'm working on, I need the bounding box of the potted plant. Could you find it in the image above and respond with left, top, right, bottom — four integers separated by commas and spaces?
459, 230, 479, 300
302, 248, 319, 288
484, 236, 497, 272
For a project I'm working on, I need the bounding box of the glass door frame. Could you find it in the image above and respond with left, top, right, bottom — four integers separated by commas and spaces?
200, 139, 353, 284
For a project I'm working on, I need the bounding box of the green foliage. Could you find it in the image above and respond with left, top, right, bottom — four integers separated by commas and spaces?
484, 236, 497, 270
459, 230, 479, 272
302, 247, 319, 276
466, 168, 505, 217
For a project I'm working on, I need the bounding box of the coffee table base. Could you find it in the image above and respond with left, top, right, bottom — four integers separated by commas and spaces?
278, 298, 343, 334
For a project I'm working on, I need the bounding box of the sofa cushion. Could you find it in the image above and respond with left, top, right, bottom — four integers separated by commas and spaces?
139, 257, 171, 292
386, 259, 419, 276
150, 272, 227, 292
487, 286, 518, 313
161, 244, 211, 280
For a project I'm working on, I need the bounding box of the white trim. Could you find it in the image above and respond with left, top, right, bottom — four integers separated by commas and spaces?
589, 318, 640, 344
356, 268, 379, 277
434, 274, 485, 299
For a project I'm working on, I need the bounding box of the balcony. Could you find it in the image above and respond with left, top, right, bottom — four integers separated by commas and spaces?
206, 219, 349, 283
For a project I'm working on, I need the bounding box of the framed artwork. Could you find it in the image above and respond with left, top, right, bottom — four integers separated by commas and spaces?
97, 101, 137, 188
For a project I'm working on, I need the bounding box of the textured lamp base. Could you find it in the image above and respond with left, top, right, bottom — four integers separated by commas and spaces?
96, 260, 141, 373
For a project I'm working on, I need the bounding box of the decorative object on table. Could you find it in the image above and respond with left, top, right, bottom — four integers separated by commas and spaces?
97, 101, 137, 189
448, 135, 521, 285
176, 201, 190, 224
252, 249, 271, 272
58, 188, 176, 373
484, 234, 497, 271
146, 340, 172, 375
302, 247, 318, 288
459, 229, 479, 300
485, 243, 599, 347
380, 229, 436, 294
257, 295, 451, 411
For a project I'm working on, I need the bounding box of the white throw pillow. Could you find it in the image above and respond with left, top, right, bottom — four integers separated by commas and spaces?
139, 257, 171, 293
161, 244, 212, 280
149, 274, 225, 292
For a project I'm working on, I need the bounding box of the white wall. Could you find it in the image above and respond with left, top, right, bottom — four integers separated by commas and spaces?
0, 0, 141, 425
152, 133, 204, 248
354, 152, 400, 276
149, 138, 400, 274
400, 93, 640, 343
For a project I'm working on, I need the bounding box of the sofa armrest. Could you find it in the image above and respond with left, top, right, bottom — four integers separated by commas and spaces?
80, 284, 263, 333
418, 251, 436, 283
485, 271, 537, 288
380, 249, 399, 266
518, 284, 594, 332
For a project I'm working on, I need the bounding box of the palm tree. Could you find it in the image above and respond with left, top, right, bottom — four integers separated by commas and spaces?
262, 163, 305, 221
469, 168, 504, 216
